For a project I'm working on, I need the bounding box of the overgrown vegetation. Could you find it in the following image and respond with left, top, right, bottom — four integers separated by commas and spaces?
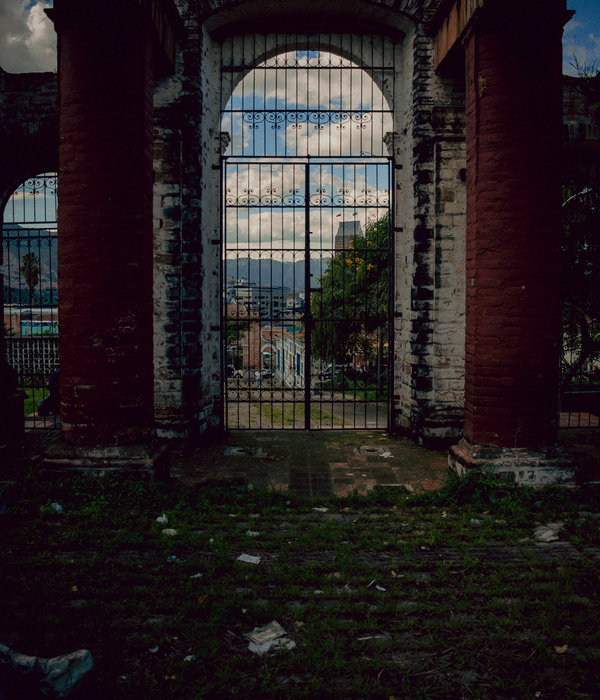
1, 471, 600, 698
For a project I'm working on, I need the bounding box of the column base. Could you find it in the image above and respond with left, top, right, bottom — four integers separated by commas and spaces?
41, 441, 170, 480
448, 438, 577, 487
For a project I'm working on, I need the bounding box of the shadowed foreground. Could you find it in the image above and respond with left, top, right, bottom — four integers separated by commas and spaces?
1, 447, 600, 698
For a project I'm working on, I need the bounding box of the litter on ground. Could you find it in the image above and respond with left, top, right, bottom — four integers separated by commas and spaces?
245, 621, 296, 656
237, 553, 261, 565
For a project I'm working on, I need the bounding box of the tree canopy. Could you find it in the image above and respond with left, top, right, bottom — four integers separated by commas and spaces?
20, 252, 40, 304
311, 214, 389, 364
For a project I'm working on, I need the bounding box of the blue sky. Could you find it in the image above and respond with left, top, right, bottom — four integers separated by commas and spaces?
564, 0, 600, 74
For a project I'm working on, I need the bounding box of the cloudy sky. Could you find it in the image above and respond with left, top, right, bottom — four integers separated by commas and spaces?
0, 0, 55, 73
1, 0, 598, 75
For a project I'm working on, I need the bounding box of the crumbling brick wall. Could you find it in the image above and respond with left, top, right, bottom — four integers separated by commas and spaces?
0, 68, 57, 209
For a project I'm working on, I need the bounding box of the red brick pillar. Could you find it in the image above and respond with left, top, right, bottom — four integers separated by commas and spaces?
50, 0, 155, 448
462, 1, 565, 449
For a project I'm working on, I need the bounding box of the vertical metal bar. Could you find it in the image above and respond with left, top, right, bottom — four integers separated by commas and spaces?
304, 160, 311, 430
387, 158, 394, 432
220, 158, 227, 429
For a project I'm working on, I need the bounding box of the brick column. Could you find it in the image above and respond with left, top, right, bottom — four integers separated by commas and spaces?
450, 1, 575, 484
49, 0, 155, 451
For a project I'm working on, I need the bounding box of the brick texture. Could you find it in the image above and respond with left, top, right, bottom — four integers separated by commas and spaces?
54, 0, 155, 446
463, 2, 565, 447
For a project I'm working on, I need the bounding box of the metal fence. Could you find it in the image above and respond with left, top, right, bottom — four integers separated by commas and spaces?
223, 159, 392, 429
560, 186, 600, 429
220, 33, 396, 430
560, 308, 600, 429
2, 173, 59, 429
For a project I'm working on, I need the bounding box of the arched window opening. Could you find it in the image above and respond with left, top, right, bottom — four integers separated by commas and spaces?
2, 174, 59, 430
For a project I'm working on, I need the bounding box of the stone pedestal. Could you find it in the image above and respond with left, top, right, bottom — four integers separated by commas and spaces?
42, 442, 170, 480
449, 438, 576, 487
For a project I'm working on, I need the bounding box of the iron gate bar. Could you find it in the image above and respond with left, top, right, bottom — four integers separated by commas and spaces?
220, 32, 395, 159
304, 160, 311, 430
220, 32, 396, 430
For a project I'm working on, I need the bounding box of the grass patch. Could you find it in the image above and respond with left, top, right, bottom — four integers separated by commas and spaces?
257, 401, 343, 428
1, 471, 600, 697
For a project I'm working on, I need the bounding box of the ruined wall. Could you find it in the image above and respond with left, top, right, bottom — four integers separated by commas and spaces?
392, 25, 466, 443
152, 0, 213, 439
0, 69, 57, 209
152, 0, 467, 440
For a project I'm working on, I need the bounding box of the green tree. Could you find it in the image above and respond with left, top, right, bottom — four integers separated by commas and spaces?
20, 252, 41, 305
311, 214, 389, 369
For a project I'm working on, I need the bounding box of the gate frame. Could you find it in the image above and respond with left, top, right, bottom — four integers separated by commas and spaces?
220, 155, 394, 430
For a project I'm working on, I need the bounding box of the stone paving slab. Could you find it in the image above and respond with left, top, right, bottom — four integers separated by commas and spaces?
170, 430, 450, 496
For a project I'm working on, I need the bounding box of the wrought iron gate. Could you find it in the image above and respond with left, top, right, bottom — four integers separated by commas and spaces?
560, 185, 600, 430
219, 31, 397, 429
2, 174, 59, 430
222, 158, 392, 429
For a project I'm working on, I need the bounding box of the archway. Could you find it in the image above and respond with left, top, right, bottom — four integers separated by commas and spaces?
151, 1, 467, 442
1, 173, 59, 430
219, 34, 395, 429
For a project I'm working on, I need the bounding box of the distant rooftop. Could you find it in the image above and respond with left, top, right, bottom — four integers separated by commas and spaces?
335, 220, 363, 251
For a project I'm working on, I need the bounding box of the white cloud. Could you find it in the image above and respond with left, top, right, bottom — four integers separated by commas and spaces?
0, 0, 56, 73
223, 50, 393, 156
223, 161, 390, 257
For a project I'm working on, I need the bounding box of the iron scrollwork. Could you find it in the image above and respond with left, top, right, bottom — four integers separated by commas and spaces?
226, 186, 389, 208
226, 187, 306, 206
242, 110, 372, 130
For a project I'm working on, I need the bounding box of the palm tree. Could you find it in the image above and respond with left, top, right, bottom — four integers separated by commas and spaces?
21, 252, 41, 305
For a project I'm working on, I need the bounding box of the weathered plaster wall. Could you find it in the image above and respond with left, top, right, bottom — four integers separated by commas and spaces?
391, 24, 466, 443
151, 0, 469, 440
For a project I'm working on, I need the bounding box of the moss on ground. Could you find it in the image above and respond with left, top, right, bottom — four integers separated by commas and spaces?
1, 470, 600, 698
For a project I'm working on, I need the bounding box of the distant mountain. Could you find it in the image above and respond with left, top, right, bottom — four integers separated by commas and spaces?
1, 225, 334, 300
224, 257, 330, 292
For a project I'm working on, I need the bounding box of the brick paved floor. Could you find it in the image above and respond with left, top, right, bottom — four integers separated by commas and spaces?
3, 426, 599, 493
170, 431, 450, 497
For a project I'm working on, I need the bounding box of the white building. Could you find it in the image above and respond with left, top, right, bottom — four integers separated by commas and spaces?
229, 281, 289, 319
274, 331, 306, 388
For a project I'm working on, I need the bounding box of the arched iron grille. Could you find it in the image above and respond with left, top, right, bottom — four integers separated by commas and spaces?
220, 33, 395, 159
220, 34, 395, 429
2, 174, 59, 430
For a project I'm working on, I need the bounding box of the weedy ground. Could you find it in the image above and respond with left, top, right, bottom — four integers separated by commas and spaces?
1, 468, 600, 698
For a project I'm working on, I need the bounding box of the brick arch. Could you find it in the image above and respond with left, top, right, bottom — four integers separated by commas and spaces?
0, 69, 57, 445
153, 0, 469, 441
0, 69, 57, 218
196, 0, 434, 28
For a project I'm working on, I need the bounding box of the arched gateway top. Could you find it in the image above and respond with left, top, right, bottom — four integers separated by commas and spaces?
220, 36, 396, 158
196, 0, 425, 36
